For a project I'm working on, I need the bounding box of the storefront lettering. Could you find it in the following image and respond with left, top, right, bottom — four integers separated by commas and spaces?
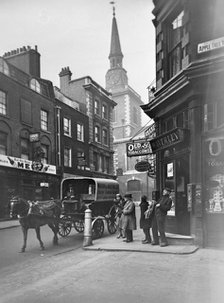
127, 140, 152, 157
150, 128, 186, 153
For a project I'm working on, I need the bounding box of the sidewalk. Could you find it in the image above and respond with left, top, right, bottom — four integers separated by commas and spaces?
0, 219, 199, 255
83, 228, 199, 255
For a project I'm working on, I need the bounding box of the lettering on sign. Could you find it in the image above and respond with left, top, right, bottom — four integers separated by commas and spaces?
198, 37, 224, 54
126, 140, 152, 157
150, 128, 188, 153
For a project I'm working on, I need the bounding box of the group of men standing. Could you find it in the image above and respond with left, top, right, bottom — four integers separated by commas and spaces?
114, 188, 172, 247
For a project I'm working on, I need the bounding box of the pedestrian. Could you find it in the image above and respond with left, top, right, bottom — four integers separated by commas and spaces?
139, 195, 152, 244
122, 193, 136, 243
114, 193, 125, 239
151, 188, 172, 247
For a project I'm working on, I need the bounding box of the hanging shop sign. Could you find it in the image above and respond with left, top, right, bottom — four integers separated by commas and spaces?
0, 154, 56, 175
144, 123, 156, 140
135, 161, 150, 172
198, 36, 224, 54
126, 139, 152, 157
150, 128, 188, 153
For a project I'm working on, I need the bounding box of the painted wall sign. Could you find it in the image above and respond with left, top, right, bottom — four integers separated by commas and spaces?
150, 128, 188, 153
126, 140, 152, 157
0, 154, 56, 175
198, 36, 224, 54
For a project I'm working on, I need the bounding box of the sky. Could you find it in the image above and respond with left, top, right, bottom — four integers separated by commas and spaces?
1, 0, 155, 124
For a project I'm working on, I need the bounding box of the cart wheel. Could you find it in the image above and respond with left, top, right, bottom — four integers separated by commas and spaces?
74, 219, 84, 233
107, 218, 117, 234
92, 218, 104, 239
58, 215, 72, 237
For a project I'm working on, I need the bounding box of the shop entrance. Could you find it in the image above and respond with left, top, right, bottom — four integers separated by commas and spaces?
163, 154, 190, 235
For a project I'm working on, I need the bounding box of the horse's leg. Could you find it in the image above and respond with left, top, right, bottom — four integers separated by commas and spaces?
48, 223, 58, 245
21, 226, 28, 253
35, 227, 45, 250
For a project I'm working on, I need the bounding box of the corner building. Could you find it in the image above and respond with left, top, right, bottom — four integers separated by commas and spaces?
142, 0, 224, 247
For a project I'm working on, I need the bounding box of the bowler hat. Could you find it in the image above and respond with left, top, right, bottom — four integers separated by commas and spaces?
164, 187, 172, 193
124, 193, 132, 198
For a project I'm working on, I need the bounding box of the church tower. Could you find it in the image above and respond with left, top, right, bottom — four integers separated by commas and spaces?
105, 3, 151, 200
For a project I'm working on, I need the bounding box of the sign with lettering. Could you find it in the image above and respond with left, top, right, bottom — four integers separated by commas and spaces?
198, 37, 224, 54
0, 154, 56, 175
144, 123, 156, 140
150, 128, 188, 153
126, 140, 152, 157
135, 161, 150, 172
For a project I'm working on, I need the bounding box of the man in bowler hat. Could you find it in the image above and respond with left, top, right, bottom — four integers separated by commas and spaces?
151, 188, 172, 247
122, 193, 136, 242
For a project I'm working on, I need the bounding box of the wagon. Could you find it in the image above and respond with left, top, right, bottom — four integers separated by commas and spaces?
58, 177, 119, 239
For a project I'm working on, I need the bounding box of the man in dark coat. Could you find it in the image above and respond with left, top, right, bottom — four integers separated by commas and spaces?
151, 188, 172, 247
122, 193, 136, 243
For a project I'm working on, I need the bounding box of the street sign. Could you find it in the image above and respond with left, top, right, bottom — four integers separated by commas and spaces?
135, 161, 150, 172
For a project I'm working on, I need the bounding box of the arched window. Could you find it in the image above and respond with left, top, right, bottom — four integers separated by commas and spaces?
30, 78, 41, 93
0, 58, 9, 76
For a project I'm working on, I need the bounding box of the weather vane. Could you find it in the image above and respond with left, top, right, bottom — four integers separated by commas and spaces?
109, 1, 116, 16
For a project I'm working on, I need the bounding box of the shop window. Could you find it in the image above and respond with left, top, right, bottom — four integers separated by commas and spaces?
77, 123, 84, 141
167, 118, 174, 131
21, 99, 32, 125
0, 90, 7, 116
176, 112, 184, 128
204, 102, 224, 131
0, 131, 7, 155
40, 109, 48, 131
21, 138, 30, 160
63, 117, 71, 136
64, 147, 72, 167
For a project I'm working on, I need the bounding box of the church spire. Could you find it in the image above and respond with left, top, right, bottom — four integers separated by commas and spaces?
109, 2, 123, 69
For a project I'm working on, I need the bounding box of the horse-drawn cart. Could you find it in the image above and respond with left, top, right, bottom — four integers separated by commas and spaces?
58, 177, 119, 239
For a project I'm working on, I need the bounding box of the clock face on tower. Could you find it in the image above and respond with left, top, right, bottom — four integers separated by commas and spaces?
109, 72, 121, 85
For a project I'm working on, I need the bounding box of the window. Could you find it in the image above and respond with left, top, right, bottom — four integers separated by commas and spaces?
94, 99, 100, 115
168, 10, 184, 78
64, 147, 72, 167
0, 58, 9, 76
21, 99, 32, 124
30, 78, 41, 93
0, 132, 7, 155
102, 129, 108, 145
41, 144, 49, 164
204, 102, 224, 131
94, 125, 100, 143
63, 117, 71, 136
40, 110, 48, 131
77, 123, 84, 141
102, 104, 108, 119
21, 138, 29, 160
0, 90, 6, 115
77, 150, 85, 168
93, 152, 98, 171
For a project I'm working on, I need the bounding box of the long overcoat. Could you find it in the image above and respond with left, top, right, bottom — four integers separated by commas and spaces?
139, 200, 152, 229
122, 199, 136, 230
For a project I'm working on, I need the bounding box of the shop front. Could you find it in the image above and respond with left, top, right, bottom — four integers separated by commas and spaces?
150, 128, 191, 235
0, 155, 60, 219
204, 134, 224, 247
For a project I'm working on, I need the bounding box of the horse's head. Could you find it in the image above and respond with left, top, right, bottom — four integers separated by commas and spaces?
9, 196, 29, 218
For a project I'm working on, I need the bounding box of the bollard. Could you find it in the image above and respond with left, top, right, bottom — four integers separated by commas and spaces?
83, 208, 93, 247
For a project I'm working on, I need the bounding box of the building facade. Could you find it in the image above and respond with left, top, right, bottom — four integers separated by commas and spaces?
58, 68, 116, 179
54, 87, 90, 178
142, 0, 224, 247
105, 7, 154, 200
0, 46, 59, 218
